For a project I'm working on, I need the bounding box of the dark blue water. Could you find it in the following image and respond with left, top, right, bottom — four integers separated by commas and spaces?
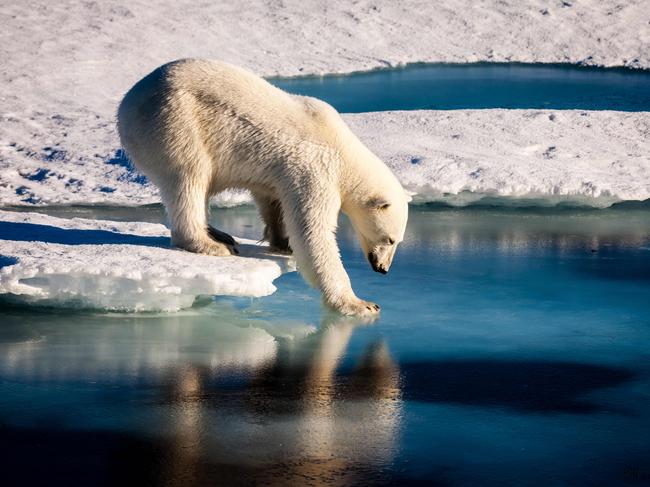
1, 206, 649, 486
270, 63, 650, 112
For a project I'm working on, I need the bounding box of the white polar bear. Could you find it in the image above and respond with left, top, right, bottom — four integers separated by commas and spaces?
117, 59, 409, 316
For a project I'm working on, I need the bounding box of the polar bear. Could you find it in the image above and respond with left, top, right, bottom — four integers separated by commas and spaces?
117, 59, 409, 316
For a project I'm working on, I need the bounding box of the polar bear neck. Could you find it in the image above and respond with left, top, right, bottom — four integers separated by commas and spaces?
335, 126, 399, 211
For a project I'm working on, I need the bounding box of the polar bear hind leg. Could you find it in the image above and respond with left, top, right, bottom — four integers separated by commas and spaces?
255, 195, 291, 253
163, 174, 237, 257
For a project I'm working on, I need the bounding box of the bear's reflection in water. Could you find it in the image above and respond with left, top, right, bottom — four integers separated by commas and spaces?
0, 311, 401, 486
159, 319, 401, 486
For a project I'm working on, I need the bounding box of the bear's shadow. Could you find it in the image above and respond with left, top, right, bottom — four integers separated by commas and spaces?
0, 221, 280, 261
0, 221, 170, 247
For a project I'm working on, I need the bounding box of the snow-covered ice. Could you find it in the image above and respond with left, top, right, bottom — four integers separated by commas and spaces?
0, 1, 648, 208
0, 210, 294, 311
2, 109, 648, 208
346, 110, 650, 207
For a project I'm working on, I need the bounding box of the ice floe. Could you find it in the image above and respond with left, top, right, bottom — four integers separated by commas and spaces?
1, 1, 649, 208
346, 110, 650, 208
0, 210, 294, 311
4, 109, 647, 208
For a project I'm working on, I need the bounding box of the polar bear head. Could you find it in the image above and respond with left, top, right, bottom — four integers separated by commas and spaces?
345, 185, 411, 275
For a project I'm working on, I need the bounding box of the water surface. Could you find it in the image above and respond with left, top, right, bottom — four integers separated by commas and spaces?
1, 206, 649, 486
271, 63, 650, 112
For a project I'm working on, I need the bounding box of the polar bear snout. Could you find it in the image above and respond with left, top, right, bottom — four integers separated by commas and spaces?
369, 253, 388, 274
368, 245, 396, 274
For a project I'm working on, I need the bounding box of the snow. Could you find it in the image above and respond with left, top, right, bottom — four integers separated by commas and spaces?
0, 210, 294, 311
0, 1, 648, 208
2, 109, 648, 208
346, 110, 650, 207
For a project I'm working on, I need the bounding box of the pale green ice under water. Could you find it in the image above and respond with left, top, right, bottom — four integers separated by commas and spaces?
1, 205, 649, 486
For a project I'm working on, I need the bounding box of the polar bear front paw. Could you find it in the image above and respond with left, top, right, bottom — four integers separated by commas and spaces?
335, 297, 381, 317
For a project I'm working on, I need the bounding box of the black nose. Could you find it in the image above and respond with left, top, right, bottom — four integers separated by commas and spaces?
368, 252, 388, 274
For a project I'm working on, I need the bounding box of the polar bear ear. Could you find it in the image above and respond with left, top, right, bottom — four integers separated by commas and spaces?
366, 197, 391, 210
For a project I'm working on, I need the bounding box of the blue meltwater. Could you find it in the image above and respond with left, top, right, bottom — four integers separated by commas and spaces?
0, 205, 649, 485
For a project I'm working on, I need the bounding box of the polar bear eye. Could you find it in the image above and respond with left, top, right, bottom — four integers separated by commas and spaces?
367, 197, 391, 210
388, 238, 395, 245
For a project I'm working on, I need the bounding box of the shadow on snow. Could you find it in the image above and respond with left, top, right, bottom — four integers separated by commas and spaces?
0, 221, 170, 247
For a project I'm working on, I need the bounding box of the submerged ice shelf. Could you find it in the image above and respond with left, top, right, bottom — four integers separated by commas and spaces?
0, 211, 294, 311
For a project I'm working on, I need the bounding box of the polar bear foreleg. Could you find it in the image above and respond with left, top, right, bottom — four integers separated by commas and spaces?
279, 186, 380, 316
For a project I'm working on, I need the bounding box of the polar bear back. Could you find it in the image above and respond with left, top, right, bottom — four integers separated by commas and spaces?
118, 59, 358, 197
120, 59, 343, 153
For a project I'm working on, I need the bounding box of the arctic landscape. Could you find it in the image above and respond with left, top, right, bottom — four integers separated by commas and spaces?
1, 1, 649, 486
1, 0, 649, 209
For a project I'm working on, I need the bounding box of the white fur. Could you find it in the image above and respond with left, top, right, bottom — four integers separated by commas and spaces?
117, 59, 409, 316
